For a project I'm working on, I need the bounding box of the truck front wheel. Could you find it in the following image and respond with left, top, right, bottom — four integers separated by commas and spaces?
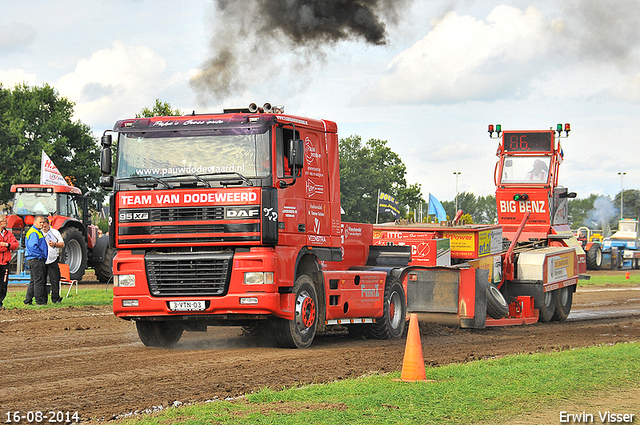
60, 227, 88, 281
272, 275, 318, 348
367, 279, 406, 339
136, 321, 183, 348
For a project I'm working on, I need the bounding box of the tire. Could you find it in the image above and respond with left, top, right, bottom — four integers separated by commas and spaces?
586, 244, 602, 270
271, 275, 318, 348
59, 227, 88, 281
347, 324, 368, 339
241, 321, 268, 338
486, 283, 509, 319
94, 246, 116, 284
552, 286, 573, 322
136, 320, 183, 347
537, 289, 557, 323
367, 279, 406, 340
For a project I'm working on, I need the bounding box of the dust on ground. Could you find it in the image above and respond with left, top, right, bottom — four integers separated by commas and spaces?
1, 271, 639, 422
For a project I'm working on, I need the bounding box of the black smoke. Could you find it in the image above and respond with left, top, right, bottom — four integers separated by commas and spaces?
191, 0, 409, 104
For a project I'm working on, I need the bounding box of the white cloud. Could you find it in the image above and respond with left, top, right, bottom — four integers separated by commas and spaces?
360, 5, 554, 104
56, 42, 170, 127
0, 69, 37, 87
0, 21, 36, 51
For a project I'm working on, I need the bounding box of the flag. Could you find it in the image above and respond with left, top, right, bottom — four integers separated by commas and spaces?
40, 150, 69, 186
428, 193, 447, 222
378, 191, 401, 219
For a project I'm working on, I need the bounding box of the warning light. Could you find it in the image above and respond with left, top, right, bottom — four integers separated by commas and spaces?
513, 193, 529, 201
488, 124, 502, 138
556, 123, 571, 137
564, 123, 570, 132
557, 123, 562, 132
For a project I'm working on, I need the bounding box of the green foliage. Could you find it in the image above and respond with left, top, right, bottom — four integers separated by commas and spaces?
0, 83, 100, 204
339, 135, 423, 223
136, 98, 183, 118
3, 287, 113, 309
441, 192, 497, 224
614, 189, 640, 220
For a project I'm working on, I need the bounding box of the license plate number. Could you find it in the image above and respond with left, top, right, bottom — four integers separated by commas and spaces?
168, 301, 206, 311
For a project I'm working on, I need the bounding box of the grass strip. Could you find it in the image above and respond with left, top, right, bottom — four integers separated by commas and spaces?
2, 287, 113, 309
579, 273, 640, 286
117, 342, 640, 425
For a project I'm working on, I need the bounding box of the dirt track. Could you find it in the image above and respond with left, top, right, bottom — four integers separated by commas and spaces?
1, 272, 639, 422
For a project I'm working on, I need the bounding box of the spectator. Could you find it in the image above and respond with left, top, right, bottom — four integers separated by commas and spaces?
0, 214, 19, 310
42, 219, 65, 304
24, 215, 48, 306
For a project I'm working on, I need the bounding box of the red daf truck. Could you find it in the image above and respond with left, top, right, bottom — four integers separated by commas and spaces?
99, 104, 429, 348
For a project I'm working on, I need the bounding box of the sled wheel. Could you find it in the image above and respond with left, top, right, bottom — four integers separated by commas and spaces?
538, 289, 557, 323
552, 286, 573, 322
486, 283, 509, 319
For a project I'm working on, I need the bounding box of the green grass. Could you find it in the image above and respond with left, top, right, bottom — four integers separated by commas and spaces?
2, 287, 113, 309
579, 273, 640, 286
116, 342, 640, 425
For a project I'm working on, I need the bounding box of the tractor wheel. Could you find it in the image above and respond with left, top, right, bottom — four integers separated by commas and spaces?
367, 278, 406, 340
136, 321, 183, 348
538, 289, 558, 323
347, 324, 368, 339
241, 321, 268, 338
486, 283, 509, 319
94, 246, 116, 284
586, 244, 602, 270
60, 227, 88, 281
271, 275, 318, 348
552, 286, 573, 322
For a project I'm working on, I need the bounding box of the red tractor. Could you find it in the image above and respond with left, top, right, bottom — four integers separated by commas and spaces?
8, 184, 114, 282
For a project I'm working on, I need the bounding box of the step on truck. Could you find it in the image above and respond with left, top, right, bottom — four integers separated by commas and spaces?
99, 103, 425, 348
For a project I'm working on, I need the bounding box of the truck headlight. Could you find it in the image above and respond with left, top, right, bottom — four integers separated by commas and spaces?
114, 274, 136, 287
244, 272, 274, 285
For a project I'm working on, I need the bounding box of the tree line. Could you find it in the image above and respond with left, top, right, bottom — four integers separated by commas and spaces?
0, 82, 635, 233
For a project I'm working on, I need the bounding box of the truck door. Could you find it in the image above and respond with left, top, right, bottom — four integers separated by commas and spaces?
303, 131, 330, 243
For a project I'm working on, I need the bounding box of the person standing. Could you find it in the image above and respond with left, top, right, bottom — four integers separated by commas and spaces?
42, 219, 65, 303
24, 215, 48, 306
0, 214, 19, 310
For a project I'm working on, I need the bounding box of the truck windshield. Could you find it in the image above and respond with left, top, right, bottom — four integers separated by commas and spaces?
500, 156, 550, 184
116, 132, 271, 181
12, 192, 57, 215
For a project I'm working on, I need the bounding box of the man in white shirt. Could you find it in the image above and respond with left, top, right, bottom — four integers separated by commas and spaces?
42, 219, 65, 303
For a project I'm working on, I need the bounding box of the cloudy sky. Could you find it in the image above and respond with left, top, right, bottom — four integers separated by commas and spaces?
2, 0, 639, 208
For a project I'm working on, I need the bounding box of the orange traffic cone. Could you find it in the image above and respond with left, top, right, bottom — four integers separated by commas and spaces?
399, 313, 429, 382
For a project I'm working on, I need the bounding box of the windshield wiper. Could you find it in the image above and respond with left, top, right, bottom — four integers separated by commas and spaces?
198, 172, 254, 187
118, 175, 171, 189
158, 173, 211, 188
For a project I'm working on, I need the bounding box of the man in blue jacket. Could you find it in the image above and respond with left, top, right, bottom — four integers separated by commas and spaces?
24, 215, 48, 305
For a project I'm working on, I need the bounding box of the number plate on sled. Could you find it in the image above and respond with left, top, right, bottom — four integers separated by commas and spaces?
169, 301, 206, 311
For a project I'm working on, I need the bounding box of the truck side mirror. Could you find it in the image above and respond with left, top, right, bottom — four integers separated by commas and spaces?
289, 139, 304, 169
100, 147, 112, 175
101, 134, 112, 147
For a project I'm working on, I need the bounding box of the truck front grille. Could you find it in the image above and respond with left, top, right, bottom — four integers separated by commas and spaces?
146, 252, 233, 296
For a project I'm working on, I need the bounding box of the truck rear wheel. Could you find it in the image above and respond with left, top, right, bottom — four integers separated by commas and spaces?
60, 227, 88, 281
94, 247, 115, 283
552, 286, 573, 322
272, 275, 318, 348
538, 289, 557, 323
486, 283, 509, 319
136, 321, 183, 347
586, 244, 602, 270
367, 279, 406, 340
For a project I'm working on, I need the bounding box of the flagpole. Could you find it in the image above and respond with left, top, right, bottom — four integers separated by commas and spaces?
376, 189, 380, 224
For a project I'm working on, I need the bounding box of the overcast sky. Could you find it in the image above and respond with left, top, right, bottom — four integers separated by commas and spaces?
2, 0, 639, 209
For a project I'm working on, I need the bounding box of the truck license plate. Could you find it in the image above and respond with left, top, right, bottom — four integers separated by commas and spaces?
168, 301, 206, 311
